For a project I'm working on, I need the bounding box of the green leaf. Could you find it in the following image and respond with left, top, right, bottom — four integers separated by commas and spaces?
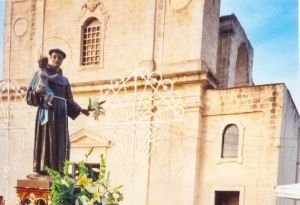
85, 147, 94, 159
98, 100, 106, 105
88, 98, 92, 111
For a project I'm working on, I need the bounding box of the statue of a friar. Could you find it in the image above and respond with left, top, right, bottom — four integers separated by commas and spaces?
26, 48, 89, 175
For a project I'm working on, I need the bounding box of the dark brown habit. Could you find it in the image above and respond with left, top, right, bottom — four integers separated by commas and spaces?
26, 65, 81, 173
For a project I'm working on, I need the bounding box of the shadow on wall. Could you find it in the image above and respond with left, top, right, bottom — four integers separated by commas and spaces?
235, 42, 249, 87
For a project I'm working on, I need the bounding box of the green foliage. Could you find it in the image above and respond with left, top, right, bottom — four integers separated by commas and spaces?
63, 160, 71, 176
87, 97, 106, 120
44, 152, 124, 205
44, 166, 78, 204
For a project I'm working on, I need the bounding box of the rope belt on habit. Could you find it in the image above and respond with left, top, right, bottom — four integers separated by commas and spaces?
39, 96, 67, 125
53, 95, 67, 102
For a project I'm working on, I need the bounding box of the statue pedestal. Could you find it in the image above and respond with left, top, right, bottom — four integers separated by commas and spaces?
16, 177, 52, 205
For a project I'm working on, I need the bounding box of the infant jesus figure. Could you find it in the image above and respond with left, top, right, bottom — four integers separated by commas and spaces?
37, 56, 60, 108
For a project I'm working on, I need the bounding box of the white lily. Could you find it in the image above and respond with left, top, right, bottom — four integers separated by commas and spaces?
78, 195, 90, 205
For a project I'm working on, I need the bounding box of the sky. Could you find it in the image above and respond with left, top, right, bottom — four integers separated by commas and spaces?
221, 0, 299, 108
0, 0, 299, 106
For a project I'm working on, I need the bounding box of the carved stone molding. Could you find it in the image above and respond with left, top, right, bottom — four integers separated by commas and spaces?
154, 0, 167, 64
70, 128, 112, 148
169, 0, 192, 11
81, 0, 109, 19
13, 17, 28, 37
82, 0, 101, 12
80, 0, 109, 28
79, 0, 109, 71
139, 60, 156, 72
12, 0, 29, 2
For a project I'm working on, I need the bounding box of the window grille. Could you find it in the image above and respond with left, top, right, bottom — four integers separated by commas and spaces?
82, 19, 101, 66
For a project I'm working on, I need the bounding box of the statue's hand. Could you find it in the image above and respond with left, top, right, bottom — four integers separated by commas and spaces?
35, 86, 45, 94
80, 108, 90, 116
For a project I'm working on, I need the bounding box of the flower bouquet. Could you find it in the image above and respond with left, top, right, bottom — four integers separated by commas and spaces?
44, 153, 124, 205
87, 97, 105, 120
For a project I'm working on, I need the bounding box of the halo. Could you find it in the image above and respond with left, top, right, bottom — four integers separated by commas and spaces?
38, 36, 73, 68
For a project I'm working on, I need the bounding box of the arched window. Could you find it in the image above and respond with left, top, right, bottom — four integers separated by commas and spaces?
81, 18, 101, 66
221, 124, 239, 158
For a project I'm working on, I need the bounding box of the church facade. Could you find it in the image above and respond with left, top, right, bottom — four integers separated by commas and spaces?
2, 0, 300, 205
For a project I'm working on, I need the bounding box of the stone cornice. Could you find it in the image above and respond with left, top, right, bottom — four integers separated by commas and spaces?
70, 70, 218, 94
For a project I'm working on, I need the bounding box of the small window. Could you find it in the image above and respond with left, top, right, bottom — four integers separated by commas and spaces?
81, 18, 101, 66
221, 124, 239, 158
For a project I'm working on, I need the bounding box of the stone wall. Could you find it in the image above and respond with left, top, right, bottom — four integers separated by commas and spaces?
216, 14, 254, 88
197, 84, 286, 205
3, 1, 35, 81
277, 88, 300, 205
200, 0, 220, 74
4, 0, 221, 83
66, 71, 215, 205
3, 1, 300, 205
3, 0, 224, 203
